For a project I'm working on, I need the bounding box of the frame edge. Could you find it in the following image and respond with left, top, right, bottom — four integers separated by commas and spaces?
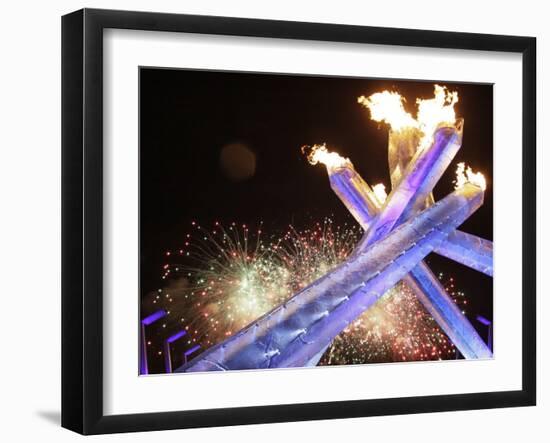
521, 36, 537, 406
61, 8, 85, 435
62, 8, 538, 434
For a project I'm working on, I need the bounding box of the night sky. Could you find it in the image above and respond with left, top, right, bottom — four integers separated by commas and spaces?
140, 68, 493, 373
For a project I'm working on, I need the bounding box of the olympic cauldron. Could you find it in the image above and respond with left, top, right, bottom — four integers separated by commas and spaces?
176, 87, 493, 372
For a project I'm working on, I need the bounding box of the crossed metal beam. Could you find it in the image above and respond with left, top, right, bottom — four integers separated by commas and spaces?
316, 123, 492, 362
176, 121, 493, 373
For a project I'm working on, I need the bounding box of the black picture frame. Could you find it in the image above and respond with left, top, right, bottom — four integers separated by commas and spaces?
62, 8, 536, 435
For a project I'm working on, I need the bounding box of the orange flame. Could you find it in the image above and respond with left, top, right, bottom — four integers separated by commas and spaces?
416, 85, 458, 148
302, 144, 350, 169
372, 183, 387, 205
454, 162, 486, 191
357, 91, 416, 131
358, 85, 459, 150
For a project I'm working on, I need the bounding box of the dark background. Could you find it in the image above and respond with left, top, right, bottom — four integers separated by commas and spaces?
140, 68, 493, 356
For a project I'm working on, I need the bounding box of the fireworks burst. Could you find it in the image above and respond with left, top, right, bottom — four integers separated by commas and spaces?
143, 220, 468, 371
321, 280, 459, 365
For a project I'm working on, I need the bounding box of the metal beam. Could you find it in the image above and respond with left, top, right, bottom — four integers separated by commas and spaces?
177, 183, 483, 372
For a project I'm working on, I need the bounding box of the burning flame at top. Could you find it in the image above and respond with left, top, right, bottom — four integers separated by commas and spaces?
454, 162, 486, 191
372, 183, 388, 206
416, 85, 458, 134
302, 144, 350, 169
357, 91, 417, 131
358, 85, 459, 150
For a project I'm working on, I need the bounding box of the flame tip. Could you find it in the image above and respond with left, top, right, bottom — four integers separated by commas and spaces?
303, 143, 350, 169
454, 162, 486, 191
372, 183, 388, 205
359, 85, 460, 150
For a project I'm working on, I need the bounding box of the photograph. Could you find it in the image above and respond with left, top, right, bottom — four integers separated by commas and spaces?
139, 69, 494, 375
0, 2, 538, 439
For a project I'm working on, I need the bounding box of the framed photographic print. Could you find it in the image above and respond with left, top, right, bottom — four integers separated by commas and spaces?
61, 8, 536, 435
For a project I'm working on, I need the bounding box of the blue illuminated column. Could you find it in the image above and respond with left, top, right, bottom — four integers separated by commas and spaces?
361, 124, 463, 248
476, 315, 493, 351
387, 123, 493, 275
326, 161, 379, 229
397, 122, 464, 225
183, 345, 202, 365
385, 125, 493, 357
163, 330, 187, 373
140, 309, 167, 375
408, 264, 491, 359
435, 231, 493, 276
